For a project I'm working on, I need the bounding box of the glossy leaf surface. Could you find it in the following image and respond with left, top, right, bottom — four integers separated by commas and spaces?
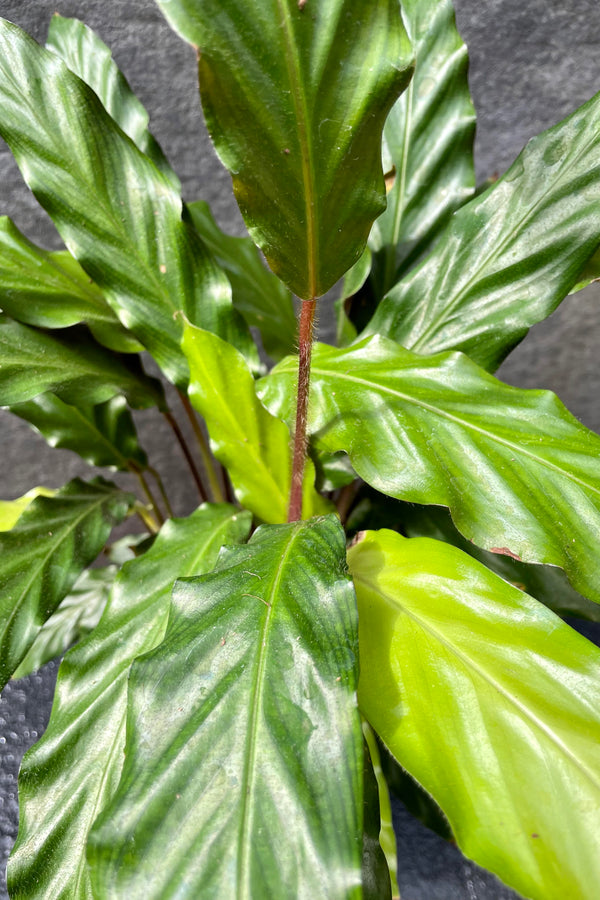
10, 394, 147, 471
155, 0, 413, 299
0, 315, 164, 410
0, 487, 54, 532
368, 89, 600, 370
0, 217, 140, 354
187, 201, 296, 361
0, 478, 132, 688
89, 517, 366, 899
349, 529, 600, 900
12, 565, 116, 679
368, 0, 475, 299
0, 20, 254, 386
259, 335, 600, 601
46, 14, 179, 190
183, 322, 330, 523
8, 504, 251, 900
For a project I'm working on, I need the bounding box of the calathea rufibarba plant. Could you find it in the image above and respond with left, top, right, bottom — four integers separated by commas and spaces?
0, 1, 600, 898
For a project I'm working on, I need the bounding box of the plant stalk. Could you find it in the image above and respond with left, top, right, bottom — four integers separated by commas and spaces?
130, 465, 165, 526
178, 391, 225, 503
288, 297, 317, 522
147, 465, 174, 519
163, 409, 208, 503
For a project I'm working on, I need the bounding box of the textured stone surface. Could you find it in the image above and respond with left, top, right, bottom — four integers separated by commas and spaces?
1, 1, 599, 898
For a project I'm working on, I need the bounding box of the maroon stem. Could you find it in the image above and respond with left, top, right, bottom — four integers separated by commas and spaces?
288, 298, 317, 522
163, 410, 208, 504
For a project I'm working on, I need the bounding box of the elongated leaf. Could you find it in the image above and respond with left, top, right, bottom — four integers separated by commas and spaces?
0, 315, 164, 410
0, 217, 141, 353
10, 394, 147, 471
369, 0, 475, 299
88, 516, 367, 899
368, 89, 600, 371
183, 321, 330, 523
570, 246, 600, 294
349, 529, 600, 900
0, 487, 54, 532
156, 0, 413, 299
258, 335, 600, 602
8, 504, 251, 900
46, 14, 179, 190
12, 565, 116, 679
0, 20, 256, 386
186, 201, 296, 361
363, 722, 400, 900
0, 477, 132, 688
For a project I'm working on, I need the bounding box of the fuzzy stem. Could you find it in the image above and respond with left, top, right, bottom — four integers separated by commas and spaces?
288, 298, 317, 522
163, 409, 208, 503
178, 391, 225, 503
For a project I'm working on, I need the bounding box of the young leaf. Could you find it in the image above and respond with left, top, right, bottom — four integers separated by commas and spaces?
10, 394, 148, 471
0, 217, 141, 354
0, 477, 133, 688
8, 504, 251, 900
88, 516, 368, 899
258, 335, 600, 602
0, 487, 55, 532
46, 14, 179, 191
186, 201, 296, 361
363, 721, 400, 900
368, 0, 476, 299
0, 315, 165, 410
348, 529, 600, 900
182, 321, 331, 523
12, 565, 116, 680
368, 89, 600, 371
155, 0, 413, 299
0, 19, 256, 386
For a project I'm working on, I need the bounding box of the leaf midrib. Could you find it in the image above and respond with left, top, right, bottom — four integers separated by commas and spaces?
353, 568, 600, 795
310, 363, 600, 500
237, 524, 302, 899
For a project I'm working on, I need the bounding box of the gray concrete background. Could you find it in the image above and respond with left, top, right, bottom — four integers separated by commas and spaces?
0, 1, 599, 898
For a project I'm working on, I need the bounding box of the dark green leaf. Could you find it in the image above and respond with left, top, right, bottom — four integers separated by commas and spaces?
0, 487, 54, 532
12, 565, 116, 679
349, 529, 600, 900
363, 721, 399, 900
368, 89, 600, 371
88, 516, 365, 899
259, 335, 600, 602
186, 201, 296, 361
155, 0, 413, 299
0, 315, 164, 410
10, 393, 148, 471
8, 504, 251, 900
183, 321, 331, 523
0, 217, 141, 353
0, 477, 132, 688
570, 245, 600, 295
368, 0, 475, 298
0, 20, 256, 386
46, 14, 179, 190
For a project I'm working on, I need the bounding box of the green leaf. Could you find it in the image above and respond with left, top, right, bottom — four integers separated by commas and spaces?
0, 20, 256, 386
183, 321, 331, 523
0, 315, 165, 410
368, 0, 475, 299
46, 14, 179, 191
0, 487, 54, 532
186, 201, 296, 361
88, 516, 367, 899
0, 477, 132, 688
12, 565, 116, 679
0, 217, 142, 353
8, 503, 251, 900
570, 245, 600, 295
258, 335, 600, 602
348, 529, 600, 900
367, 89, 600, 371
155, 0, 413, 299
10, 393, 148, 471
